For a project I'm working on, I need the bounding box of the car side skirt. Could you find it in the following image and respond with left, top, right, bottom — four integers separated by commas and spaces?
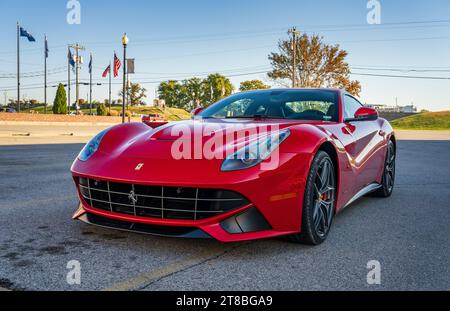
343, 183, 382, 209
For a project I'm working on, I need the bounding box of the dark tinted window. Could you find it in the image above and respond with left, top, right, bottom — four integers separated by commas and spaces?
344, 95, 363, 120
200, 90, 340, 122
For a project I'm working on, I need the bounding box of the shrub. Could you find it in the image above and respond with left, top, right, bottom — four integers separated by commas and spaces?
120, 110, 132, 118
97, 103, 108, 116
107, 110, 119, 117
52, 84, 68, 115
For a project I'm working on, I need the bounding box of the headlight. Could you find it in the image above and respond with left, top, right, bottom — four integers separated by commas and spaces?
221, 129, 291, 172
78, 129, 110, 161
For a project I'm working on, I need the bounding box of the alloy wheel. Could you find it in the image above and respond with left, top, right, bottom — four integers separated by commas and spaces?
313, 159, 336, 238
385, 142, 396, 193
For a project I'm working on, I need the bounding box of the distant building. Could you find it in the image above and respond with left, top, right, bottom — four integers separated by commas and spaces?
366, 103, 418, 114
399, 105, 418, 113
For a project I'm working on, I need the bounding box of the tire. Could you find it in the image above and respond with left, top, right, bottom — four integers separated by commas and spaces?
372, 140, 396, 198
289, 151, 336, 245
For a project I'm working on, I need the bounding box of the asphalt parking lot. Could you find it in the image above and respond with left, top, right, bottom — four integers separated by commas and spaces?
0, 140, 449, 291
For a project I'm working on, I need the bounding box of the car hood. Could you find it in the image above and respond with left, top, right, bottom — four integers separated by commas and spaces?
152, 119, 298, 139
109, 119, 319, 159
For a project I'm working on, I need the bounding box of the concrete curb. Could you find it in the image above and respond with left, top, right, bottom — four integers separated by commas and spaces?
395, 130, 450, 141
0, 121, 130, 127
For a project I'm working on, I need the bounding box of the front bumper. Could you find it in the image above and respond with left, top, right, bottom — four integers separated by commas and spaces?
72, 153, 312, 242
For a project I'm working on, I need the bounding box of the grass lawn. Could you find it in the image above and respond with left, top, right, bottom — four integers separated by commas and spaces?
391, 111, 450, 131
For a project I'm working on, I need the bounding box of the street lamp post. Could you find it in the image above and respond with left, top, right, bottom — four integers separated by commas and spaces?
121, 33, 128, 124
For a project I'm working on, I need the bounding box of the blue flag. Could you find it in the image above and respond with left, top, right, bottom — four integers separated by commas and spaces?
20, 27, 36, 42
45, 36, 49, 58
68, 49, 75, 68
88, 54, 92, 74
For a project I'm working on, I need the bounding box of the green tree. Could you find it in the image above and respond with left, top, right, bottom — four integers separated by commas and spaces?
200, 73, 234, 106
97, 103, 107, 116
52, 83, 68, 115
239, 80, 270, 92
118, 83, 147, 106
268, 32, 361, 96
157, 74, 234, 109
183, 77, 204, 109
157, 80, 187, 108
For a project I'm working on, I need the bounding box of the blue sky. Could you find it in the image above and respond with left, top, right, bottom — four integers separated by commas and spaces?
0, 0, 449, 111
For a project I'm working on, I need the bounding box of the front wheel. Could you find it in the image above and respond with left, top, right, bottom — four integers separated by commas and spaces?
289, 151, 336, 245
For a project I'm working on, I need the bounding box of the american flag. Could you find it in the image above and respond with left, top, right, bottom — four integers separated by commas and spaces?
113, 52, 121, 78
102, 65, 111, 78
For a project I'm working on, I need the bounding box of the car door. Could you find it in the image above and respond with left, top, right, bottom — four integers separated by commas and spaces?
342, 95, 384, 190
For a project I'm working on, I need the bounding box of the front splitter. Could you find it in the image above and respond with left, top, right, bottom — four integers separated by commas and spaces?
76, 210, 212, 239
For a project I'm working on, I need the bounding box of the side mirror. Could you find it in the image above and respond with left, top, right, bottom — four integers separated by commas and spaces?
346, 107, 378, 122
191, 107, 204, 118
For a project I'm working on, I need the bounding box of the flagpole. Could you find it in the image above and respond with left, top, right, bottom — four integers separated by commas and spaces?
126, 71, 129, 111
17, 22, 20, 113
68, 46, 71, 113
75, 45, 79, 115
89, 53, 92, 115
44, 34, 47, 114
109, 61, 112, 114
121, 34, 129, 124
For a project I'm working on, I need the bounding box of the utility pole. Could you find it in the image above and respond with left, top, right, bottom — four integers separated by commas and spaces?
288, 27, 300, 88
17, 22, 20, 112
68, 46, 72, 113
69, 43, 85, 115
89, 53, 93, 115
44, 34, 48, 114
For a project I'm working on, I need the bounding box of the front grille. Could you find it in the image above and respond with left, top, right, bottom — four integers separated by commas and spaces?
78, 178, 250, 221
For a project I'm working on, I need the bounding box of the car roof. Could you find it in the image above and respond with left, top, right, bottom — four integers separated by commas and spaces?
235, 88, 360, 99
239, 88, 344, 94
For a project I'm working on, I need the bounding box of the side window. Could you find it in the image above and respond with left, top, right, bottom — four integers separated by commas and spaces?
344, 95, 363, 120
212, 99, 253, 118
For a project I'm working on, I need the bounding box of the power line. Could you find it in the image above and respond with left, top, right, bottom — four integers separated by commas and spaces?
351, 67, 450, 73
0, 44, 67, 56
131, 65, 271, 76
339, 36, 450, 44
350, 64, 450, 70
4, 67, 450, 93
2, 18, 450, 55
0, 67, 67, 78
350, 72, 450, 80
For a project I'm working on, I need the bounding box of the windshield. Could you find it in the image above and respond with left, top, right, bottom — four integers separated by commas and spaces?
200, 89, 339, 121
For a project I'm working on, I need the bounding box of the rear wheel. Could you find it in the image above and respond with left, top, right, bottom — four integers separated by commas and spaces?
290, 151, 336, 245
372, 140, 396, 197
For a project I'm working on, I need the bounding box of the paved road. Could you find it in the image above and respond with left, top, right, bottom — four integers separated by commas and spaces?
0, 140, 449, 291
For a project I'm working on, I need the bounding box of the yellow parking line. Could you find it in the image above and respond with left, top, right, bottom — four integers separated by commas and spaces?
102, 246, 234, 291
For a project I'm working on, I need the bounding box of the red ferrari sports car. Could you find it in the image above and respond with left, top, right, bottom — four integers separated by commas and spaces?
71, 88, 396, 245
